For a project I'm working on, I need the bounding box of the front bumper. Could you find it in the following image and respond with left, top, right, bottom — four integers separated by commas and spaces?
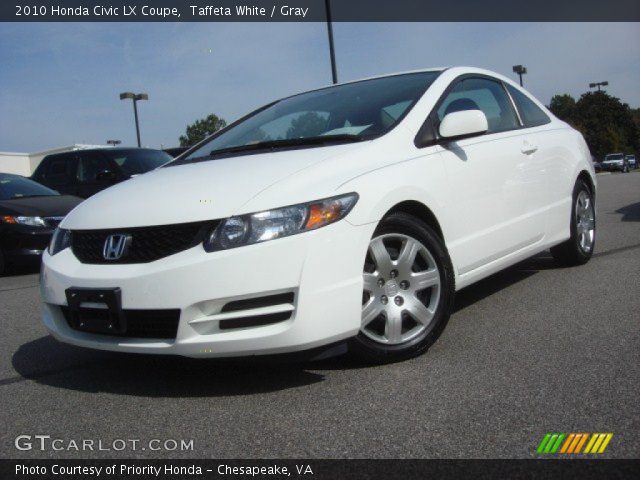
40, 220, 375, 358
0, 226, 54, 263
601, 163, 624, 171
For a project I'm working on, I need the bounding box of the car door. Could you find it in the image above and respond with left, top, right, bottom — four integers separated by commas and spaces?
434, 76, 546, 276
503, 83, 558, 238
76, 151, 121, 198
39, 154, 79, 196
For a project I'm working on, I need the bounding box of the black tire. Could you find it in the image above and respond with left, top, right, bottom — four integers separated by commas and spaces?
0, 249, 5, 276
349, 212, 455, 364
550, 179, 595, 266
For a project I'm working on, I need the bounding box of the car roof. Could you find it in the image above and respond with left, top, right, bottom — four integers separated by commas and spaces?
318, 66, 523, 89
275, 66, 530, 109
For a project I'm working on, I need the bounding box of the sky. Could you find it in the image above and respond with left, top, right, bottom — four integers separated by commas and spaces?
0, 22, 638, 152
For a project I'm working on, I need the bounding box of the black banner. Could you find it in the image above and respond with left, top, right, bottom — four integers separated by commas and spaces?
3, 459, 640, 480
2, 0, 640, 22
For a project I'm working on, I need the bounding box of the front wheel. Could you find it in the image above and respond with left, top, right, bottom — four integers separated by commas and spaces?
550, 179, 595, 266
349, 212, 455, 363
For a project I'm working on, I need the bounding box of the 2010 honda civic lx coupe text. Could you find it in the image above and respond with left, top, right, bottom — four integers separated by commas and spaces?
40, 67, 596, 362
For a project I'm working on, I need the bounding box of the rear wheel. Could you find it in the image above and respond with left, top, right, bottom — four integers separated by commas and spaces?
0, 249, 5, 276
550, 179, 595, 266
350, 212, 455, 363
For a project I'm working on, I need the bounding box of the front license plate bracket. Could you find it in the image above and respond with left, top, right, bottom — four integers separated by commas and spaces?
65, 287, 127, 335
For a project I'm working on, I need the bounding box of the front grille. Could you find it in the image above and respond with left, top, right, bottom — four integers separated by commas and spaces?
61, 306, 180, 339
71, 220, 216, 264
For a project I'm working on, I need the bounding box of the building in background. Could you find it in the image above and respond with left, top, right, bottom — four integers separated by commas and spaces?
0, 144, 108, 176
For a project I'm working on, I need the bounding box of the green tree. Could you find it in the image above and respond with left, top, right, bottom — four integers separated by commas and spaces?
572, 91, 639, 159
179, 114, 227, 147
549, 94, 577, 123
632, 108, 640, 149
548, 91, 639, 159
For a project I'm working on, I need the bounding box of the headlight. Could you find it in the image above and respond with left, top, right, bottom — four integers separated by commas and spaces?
204, 193, 358, 252
48, 228, 72, 256
1, 215, 47, 227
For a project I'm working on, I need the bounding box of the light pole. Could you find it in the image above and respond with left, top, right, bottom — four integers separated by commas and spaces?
325, 0, 337, 84
512, 65, 527, 86
589, 81, 608, 92
119, 92, 148, 147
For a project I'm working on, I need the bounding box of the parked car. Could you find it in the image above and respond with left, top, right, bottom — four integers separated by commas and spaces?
163, 147, 189, 158
32, 148, 173, 198
625, 154, 637, 169
601, 153, 629, 173
40, 67, 596, 363
591, 155, 602, 172
0, 173, 82, 274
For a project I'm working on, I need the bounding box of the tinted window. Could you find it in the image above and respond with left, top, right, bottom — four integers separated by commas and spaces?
506, 84, 550, 127
438, 77, 519, 133
179, 72, 440, 163
0, 174, 58, 200
45, 156, 75, 180
102, 149, 172, 176
77, 152, 112, 182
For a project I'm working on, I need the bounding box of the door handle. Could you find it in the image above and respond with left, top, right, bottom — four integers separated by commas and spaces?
521, 142, 538, 155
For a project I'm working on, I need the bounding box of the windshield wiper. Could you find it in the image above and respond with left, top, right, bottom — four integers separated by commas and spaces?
182, 134, 367, 163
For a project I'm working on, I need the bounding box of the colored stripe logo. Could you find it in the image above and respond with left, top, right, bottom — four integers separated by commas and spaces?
537, 433, 613, 454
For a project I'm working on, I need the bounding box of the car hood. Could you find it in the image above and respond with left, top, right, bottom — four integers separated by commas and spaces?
0, 195, 82, 217
602, 159, 623, 163
61, 143, 366, 229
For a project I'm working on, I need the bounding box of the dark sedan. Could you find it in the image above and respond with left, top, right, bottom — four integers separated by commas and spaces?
0, 173, 82, 274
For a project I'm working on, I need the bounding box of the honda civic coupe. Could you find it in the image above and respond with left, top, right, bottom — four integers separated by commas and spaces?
40, 67, 596, 362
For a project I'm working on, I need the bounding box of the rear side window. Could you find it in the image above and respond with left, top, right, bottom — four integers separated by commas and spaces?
506, 84, 550, 127
437, 77, 519, 133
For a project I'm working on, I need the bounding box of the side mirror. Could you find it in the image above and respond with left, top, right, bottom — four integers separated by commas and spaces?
439, 109, 488, 141
95, 169, 117, 182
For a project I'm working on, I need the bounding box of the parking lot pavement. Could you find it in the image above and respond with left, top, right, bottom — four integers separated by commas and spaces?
1, 172, 638, 460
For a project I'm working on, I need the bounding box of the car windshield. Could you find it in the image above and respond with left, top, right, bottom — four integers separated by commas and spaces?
0, 174, 59, 200
605, 154, 624, 160
103, 149, 172, 176
173, 71, 440, 164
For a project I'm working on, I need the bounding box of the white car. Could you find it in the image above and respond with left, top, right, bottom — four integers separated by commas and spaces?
601, 153, 629, 173
41, 67, 596, 362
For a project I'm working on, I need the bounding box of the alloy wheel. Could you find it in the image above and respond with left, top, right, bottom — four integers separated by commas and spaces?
575, 190, 595, 253
361, 234, 441, 345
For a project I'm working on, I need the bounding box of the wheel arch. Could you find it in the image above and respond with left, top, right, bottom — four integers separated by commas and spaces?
577, 170, 596, 198
384, 200, 445, 242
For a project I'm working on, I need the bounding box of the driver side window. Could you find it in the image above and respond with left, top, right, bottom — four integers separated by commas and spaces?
438, 77, 520, 134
